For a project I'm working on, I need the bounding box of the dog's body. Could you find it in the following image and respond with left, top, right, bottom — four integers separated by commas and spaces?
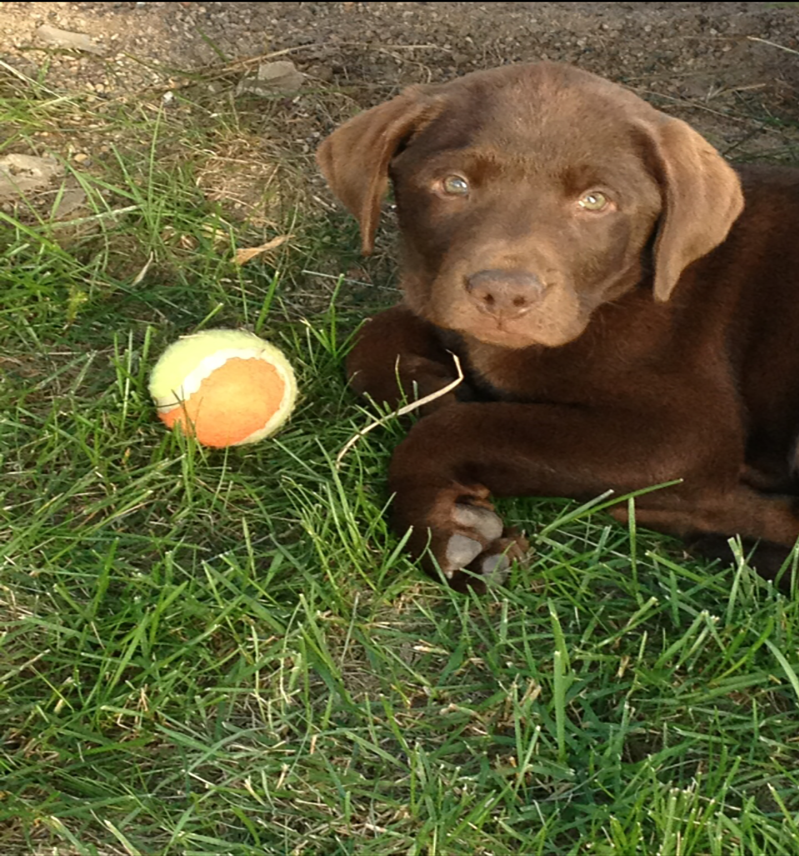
317, 62, 799, 591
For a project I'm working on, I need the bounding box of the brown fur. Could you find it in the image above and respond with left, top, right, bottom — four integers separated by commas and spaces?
317, 62, 799, 592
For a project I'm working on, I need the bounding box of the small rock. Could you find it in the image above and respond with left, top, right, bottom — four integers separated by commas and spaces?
36, 24, 104, 55
236, 60, 304, 98
0, 154, 63, 202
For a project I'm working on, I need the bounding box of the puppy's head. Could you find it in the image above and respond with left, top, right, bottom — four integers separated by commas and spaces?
317, 62, 743, 349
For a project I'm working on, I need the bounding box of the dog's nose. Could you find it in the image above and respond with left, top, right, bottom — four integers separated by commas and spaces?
465, 269, 545, 319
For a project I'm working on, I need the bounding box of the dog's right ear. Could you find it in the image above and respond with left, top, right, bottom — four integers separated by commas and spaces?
316, 89, 438, 255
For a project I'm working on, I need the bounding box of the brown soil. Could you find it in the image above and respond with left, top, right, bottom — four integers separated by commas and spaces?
1, 2, 798, 145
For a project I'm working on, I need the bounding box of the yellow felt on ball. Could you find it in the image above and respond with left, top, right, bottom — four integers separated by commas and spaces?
149, 329, 297, 448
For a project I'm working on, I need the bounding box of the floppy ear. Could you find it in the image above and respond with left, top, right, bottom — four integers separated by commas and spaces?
644, 117, 744, 301
316, 90, 439, 255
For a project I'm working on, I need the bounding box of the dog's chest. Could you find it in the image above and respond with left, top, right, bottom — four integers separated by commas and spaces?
454, 317, 663, 407
458, 338, 589, 404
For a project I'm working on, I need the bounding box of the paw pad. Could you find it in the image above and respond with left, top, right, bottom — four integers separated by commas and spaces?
451, 503, 504, 542
445, 533, 483, 569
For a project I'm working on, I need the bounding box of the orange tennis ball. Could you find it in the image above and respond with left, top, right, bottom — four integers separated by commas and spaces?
149, 329, 297, 448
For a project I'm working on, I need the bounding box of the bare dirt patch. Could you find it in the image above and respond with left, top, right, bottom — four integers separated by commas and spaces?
1, 2, 798, 138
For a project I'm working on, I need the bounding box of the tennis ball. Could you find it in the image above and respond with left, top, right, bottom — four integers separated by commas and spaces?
149, 329, 297, 448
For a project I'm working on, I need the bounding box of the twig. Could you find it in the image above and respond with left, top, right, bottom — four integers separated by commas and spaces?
51, 204, 140, 228
747, 36, 799, 57
634, 87, 786, 127
131, 41, 450, 94
335, 353, 464, 469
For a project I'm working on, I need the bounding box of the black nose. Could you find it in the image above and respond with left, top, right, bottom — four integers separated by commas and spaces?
465, 269, 545, 319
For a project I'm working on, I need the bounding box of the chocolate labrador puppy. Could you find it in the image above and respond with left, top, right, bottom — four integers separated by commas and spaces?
317, 61, 799, 592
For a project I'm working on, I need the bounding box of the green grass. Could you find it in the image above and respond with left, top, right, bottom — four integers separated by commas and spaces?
2, 65, 799, 856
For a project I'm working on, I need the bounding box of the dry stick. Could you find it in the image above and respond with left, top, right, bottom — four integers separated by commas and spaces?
747, 36, 799, 57
134, 40, 449, 95
335, 353, 464, 469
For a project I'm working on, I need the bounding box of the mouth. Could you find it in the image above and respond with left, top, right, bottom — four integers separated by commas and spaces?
450, 306, 591, 349
465, 324, 544, 349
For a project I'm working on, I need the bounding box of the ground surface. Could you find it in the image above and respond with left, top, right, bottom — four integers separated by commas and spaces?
2, 2, 799, 139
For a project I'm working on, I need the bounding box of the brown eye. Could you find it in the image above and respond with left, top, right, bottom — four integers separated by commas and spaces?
578, 191, 609, 211
441, 175, 469, 196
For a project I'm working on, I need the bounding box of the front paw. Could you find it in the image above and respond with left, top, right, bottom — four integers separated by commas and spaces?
394, 484, 529, 592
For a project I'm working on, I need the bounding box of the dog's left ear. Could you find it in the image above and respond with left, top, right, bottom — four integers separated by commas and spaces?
316, 90, 440, 255
643, 117, 744, 302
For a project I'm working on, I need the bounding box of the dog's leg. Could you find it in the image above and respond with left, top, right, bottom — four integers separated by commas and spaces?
612, 495, 799, 592
685, 536, 795, 591
387, 401, 799, 591
346, 305, 473, 413
610, 489, 799, 547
